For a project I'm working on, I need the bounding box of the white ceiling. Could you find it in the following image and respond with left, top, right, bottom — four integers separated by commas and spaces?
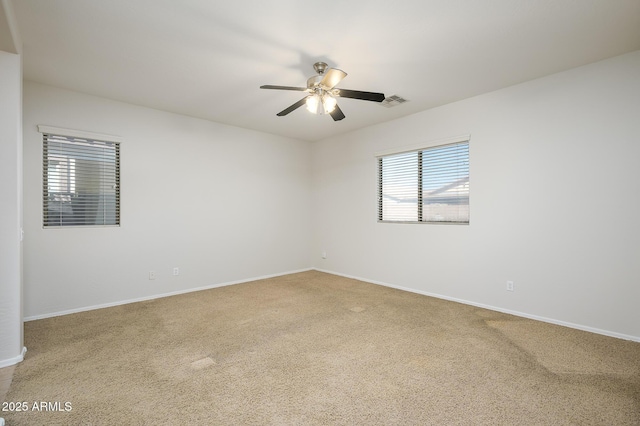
9, 0, 640, 141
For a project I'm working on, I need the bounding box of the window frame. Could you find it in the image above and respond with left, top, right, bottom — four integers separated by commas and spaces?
376, 134, 470, 225
39, 125, 122, 228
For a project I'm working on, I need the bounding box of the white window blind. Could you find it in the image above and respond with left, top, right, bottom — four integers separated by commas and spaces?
378, 151, 419, 221
43, 133, 120, 227
378, 139, 469, 224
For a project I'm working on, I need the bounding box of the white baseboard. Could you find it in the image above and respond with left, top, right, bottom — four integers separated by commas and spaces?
313, 268, 640, 343
24, 268, 313, 322
0, 346, 27, 368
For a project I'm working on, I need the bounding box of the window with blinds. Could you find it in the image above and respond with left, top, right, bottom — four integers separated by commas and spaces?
378, 139, 469, 224
43, 133, 120, 227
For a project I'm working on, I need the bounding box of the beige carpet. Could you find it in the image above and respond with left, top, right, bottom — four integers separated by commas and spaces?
3, 271, 640, 425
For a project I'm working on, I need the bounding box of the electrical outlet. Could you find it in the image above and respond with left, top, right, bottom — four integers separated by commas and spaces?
321, 251, 327, 259
506, 281, 514, 291
173, 267, 180, 276
149, 271, 156, 280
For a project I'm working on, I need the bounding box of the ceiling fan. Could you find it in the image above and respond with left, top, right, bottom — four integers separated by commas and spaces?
260, 62, 385, 121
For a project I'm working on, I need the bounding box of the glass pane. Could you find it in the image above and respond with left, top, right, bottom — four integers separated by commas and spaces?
422, 142, 469, 223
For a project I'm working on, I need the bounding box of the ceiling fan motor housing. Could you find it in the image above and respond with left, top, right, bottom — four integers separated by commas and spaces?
307, 75, 322, 89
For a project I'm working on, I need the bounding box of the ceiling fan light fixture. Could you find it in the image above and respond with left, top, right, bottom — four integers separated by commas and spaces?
306, 91, 337, 115
322, 94, 337, 114
305, 94, 320, 114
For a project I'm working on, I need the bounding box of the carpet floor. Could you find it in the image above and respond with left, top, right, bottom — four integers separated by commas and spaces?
3, 271, 640, 425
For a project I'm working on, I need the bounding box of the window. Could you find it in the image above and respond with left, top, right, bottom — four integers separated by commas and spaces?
378, 137, 469, 224
41, 126, 121, 227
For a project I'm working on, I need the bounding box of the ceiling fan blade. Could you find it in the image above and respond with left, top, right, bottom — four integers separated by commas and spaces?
276, 97, 308, 116
329, 104, 345, 121
319, 68, 347, 90
335, 89, 385, 102
261, 85, 308, 91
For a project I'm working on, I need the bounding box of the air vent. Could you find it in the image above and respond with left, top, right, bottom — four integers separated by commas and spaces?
381, 95, 408, 108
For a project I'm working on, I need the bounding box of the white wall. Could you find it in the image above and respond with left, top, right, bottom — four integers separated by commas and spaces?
312, 50, 640, 341
23, 82, 312, 318
0, 50, 24, 366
